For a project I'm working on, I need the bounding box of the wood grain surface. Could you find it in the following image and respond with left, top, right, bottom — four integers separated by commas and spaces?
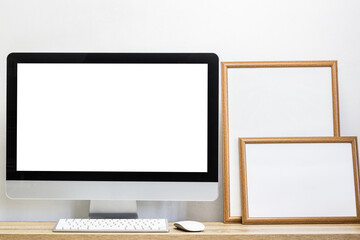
1, 222, 360, 240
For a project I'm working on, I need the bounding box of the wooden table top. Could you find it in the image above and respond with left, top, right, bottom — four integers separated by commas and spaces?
0, 221, 360, 240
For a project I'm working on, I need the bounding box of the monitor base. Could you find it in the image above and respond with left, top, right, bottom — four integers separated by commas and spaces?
89, 200, 138, 219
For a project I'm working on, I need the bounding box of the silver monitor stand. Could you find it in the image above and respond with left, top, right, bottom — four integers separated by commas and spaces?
89, 200, 138, 219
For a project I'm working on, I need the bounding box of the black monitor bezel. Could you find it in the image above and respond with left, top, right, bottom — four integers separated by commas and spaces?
6, 53, 218, 182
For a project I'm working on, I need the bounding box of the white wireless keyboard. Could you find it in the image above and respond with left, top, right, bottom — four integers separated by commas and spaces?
53, 218, 169, 232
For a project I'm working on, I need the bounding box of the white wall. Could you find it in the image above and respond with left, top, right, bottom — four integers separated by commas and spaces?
1, 0, 360, 221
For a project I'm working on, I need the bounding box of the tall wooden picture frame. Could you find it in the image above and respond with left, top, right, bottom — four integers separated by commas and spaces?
222, 61, 340, 223
239, 137, 360, 224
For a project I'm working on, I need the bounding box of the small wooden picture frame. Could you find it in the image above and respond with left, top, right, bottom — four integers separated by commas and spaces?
239, 137, 360, 224
222, 61, 340, 223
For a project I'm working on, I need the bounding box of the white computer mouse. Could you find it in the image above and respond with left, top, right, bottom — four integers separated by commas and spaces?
174, 221, 205, 232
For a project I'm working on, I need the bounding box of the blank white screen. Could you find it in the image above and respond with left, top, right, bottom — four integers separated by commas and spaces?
17, 63, 208, 172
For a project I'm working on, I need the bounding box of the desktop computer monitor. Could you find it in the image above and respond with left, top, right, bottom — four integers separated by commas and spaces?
6, 53, 218, 217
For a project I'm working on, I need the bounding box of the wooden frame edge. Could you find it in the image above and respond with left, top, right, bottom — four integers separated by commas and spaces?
224, 216, 242, 223
331, 61, 340, 136
221, 62, 231, 223
222, 60, 337, 68
243, 217, 360, 225
240, 136, 355, 144
239, 136, 360, 224
351, 137, 360, 218
239, 139, 249, 224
